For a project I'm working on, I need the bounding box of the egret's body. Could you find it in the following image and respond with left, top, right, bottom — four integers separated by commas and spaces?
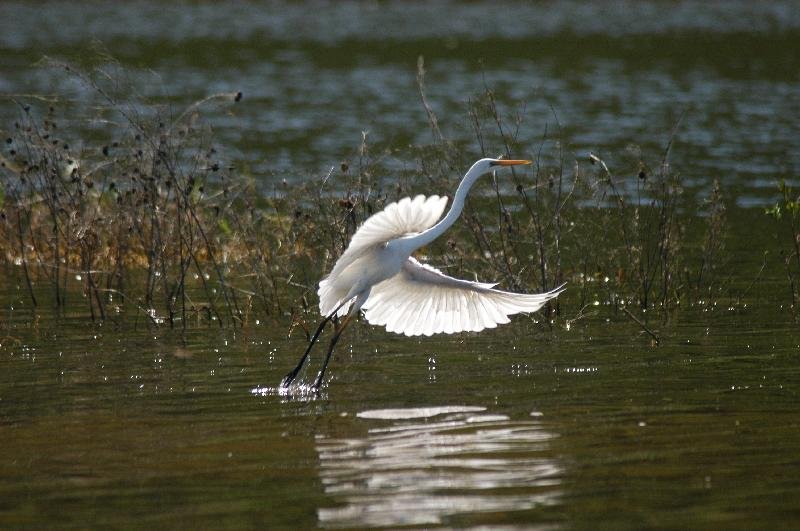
282, 158, 565, 390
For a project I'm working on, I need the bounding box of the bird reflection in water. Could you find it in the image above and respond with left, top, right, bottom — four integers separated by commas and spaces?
316, 406, 562, 527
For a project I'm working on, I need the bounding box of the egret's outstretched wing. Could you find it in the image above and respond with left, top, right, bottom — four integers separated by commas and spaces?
319, 195, 449, 317
362, 257, 565, 336
348, 194, 448, 253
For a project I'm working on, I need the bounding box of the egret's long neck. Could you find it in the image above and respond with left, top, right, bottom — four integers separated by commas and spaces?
397, 161, 487, 253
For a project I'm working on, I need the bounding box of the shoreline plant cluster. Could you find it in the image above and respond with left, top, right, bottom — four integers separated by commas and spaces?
0, 60, 763, 338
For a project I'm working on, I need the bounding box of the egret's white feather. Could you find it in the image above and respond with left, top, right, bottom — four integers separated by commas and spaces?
362, 257, 565, 336
348, 194, 448, 252
318, 195, 449, 317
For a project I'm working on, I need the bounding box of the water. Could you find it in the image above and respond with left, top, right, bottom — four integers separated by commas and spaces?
2, 1, 799, 198
3, 300, 799, 527
2, 1, 800, 528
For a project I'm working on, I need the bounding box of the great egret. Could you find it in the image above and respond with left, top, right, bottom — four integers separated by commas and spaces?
281, 158, 565, 390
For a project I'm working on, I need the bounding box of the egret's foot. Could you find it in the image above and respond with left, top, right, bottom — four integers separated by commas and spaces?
281, 366, 304, 388
281, 351, 313, 389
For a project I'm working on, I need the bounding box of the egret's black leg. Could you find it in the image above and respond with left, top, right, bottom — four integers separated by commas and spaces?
281, 299, 351, 388
312, 311, 356, 391
280, 316, 331, 388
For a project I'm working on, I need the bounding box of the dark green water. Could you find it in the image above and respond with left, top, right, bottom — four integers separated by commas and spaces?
2, 1, 800, 528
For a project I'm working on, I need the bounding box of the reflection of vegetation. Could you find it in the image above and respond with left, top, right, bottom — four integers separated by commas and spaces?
766, 180, 800, 314
1, 61, 732, 333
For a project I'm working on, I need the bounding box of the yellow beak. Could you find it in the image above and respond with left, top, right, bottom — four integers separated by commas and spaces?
492, 159, 532, 166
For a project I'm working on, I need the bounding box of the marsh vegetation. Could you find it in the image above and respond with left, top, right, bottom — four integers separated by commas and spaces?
0, 60, 755, 342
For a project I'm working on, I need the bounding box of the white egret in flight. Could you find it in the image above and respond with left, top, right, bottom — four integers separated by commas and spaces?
281, 158, 565, 390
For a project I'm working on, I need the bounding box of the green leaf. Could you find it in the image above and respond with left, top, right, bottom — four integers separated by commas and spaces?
218, 217, 231, 235
765, 203, 782, 220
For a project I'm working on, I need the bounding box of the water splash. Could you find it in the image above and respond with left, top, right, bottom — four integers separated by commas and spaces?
250, 383, 320, 399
